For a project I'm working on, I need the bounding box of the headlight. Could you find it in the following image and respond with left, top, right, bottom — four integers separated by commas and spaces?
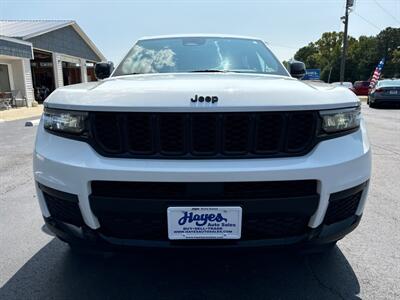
43, 108, 88, 134
320, 106, 361, 133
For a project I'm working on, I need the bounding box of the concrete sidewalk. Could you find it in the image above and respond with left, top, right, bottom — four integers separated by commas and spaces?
359, 96, 368, 102
0, 105, 43, 122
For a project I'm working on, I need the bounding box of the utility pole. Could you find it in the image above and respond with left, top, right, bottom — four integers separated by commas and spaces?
339, 0, 354, 83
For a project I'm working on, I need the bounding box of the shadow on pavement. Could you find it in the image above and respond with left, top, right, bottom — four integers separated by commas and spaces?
0, 238, 360, 300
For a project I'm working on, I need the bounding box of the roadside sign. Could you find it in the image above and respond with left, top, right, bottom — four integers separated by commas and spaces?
303, 69, 321, 80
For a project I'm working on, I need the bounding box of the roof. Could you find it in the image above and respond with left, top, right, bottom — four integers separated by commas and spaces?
0, 35, 32, 46
0, 20, 73, 39
138, 33, 265, 41
0, 20, 106, 61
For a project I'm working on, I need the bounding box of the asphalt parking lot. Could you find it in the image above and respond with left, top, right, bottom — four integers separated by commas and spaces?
0, 103, 399, 299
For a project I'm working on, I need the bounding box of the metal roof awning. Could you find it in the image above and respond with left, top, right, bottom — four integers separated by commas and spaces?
0, 20, 106, 62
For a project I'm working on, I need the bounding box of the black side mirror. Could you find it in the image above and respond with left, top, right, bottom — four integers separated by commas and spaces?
288, 60, 306, 79
95, 62, 114, 80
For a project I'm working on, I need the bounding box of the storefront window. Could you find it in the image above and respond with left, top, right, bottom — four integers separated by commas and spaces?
0, 64, 11, 92
62, 61, 81, 86
86, 62, 97, 82
31, 50, 55, 102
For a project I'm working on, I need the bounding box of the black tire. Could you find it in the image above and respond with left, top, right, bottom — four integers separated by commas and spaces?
369, 102, 377, 108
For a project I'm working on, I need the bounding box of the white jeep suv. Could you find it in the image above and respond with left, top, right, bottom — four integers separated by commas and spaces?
33, 35, 371, 251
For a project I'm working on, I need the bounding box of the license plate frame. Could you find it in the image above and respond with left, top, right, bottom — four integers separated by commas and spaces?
167, 206, 242, 240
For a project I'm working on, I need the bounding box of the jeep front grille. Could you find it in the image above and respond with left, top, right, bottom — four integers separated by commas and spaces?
89, 111, 318, 158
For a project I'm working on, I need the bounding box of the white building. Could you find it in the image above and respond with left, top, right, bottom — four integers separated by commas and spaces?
0, 20, 106, 106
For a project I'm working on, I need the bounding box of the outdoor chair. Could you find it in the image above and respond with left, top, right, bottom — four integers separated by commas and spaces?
0, 92, 12, 110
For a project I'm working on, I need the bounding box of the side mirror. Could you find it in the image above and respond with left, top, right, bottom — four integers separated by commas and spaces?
95, 62, 114, 80
288, 60, 306, 79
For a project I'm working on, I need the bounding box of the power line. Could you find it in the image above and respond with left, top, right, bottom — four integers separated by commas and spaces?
353, 11, 383, 31
373, 0, 400, 25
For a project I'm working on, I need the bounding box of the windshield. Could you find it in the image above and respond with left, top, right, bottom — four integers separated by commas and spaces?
377, 80, 400, 87
112, 37, 289, 76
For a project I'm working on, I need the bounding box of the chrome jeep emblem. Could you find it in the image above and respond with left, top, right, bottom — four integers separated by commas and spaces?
191, 94, 218, 103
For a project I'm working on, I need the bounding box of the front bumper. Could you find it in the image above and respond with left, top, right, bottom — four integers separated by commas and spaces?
43, 214, 362, 250
370, 94, 400, 105
34, 118, 371, 247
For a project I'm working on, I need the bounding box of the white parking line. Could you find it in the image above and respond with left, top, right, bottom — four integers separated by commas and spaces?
25, 119, 40, 127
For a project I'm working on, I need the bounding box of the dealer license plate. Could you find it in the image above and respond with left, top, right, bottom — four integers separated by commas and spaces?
167, 207, 242, 240
389, 90, 398, 94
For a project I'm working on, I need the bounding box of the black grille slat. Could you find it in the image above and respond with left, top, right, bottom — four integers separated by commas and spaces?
223, 114, 251, 155
286, 113, 316, 152
91, 180, 317, 200
223, 181, 316, 199
90, 112, 318, 158
127, 114, 154, 154
255, 113, 285, 153
93, 113, 123, 153
191, 115, 218, 155
159, 114, 186, 155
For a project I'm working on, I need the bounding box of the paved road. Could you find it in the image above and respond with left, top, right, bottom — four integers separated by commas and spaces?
0, 104, 399, 299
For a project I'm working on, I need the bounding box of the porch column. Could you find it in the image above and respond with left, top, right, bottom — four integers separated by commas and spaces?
21, 58, 35, 105
52, 53, 64, 88
80, 59, 88, 83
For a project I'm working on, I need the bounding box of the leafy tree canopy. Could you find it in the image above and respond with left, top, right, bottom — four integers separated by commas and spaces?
293, 27, 400, 83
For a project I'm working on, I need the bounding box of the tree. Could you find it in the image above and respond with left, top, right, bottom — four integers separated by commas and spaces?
376, 27, 400, 78
294, 43, 319, 68
347, 36, 379, 80
293, 27, 400, 82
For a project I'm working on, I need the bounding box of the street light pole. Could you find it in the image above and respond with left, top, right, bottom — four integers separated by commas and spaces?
339, 0, 353, 83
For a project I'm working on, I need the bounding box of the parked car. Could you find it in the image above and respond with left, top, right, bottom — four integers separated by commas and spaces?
34, 35, 371, 254
353, 81, 370, 96
368, 79, 400, 108
331, 81, 355, 93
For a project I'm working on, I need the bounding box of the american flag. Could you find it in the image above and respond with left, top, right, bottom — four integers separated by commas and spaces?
369, 58, 385, 89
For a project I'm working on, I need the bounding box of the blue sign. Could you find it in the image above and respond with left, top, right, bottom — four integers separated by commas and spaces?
303, 69, 320, 80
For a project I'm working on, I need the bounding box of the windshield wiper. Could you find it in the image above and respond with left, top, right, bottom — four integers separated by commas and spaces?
190, 69, 228, 73
124, 72, 144, 75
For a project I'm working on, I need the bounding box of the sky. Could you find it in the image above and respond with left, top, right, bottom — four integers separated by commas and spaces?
1, 0, 399, 64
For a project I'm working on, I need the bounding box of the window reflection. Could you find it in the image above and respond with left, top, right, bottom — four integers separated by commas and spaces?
114, 37, 288, 76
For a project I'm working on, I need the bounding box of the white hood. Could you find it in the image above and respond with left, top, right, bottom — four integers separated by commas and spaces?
45, 73, 359, 112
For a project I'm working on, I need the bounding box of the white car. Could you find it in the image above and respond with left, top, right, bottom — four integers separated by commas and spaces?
33, 35, 371, 253
331, 81, 354, 91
